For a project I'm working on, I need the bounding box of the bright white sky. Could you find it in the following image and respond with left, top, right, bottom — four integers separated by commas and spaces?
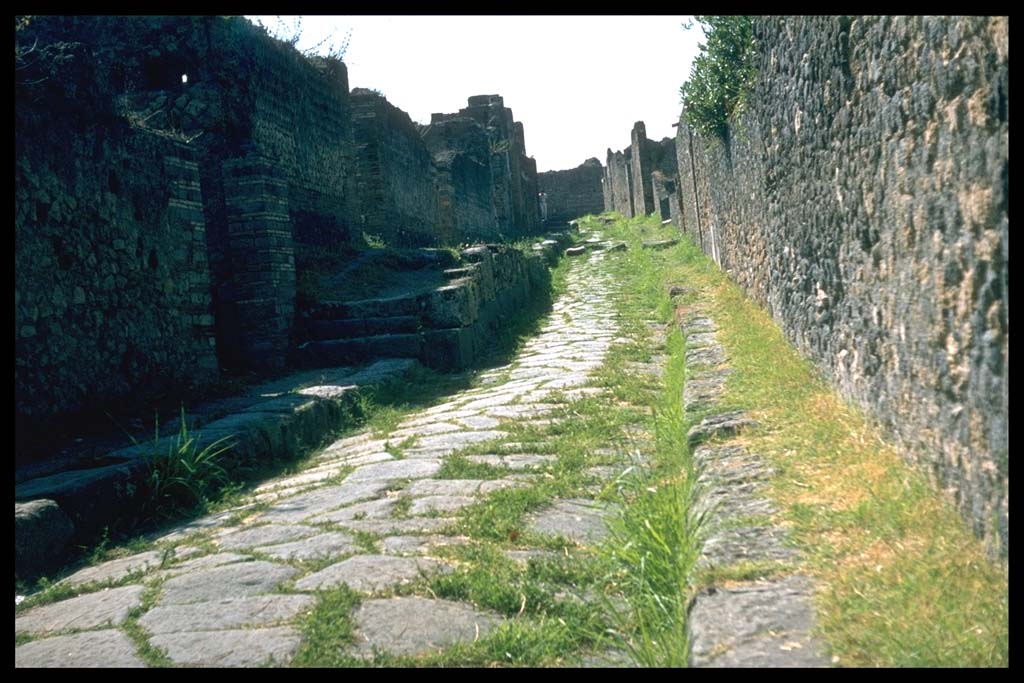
249, 16, 703, 172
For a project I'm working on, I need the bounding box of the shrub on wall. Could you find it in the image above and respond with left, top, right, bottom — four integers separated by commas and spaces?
679, 16, 757, 141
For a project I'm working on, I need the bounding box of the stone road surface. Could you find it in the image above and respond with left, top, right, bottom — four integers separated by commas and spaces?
16, 250, 637, 667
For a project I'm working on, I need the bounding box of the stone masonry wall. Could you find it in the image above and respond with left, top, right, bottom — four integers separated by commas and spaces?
423, 117, 498, 244
605, 149, 634, 217
437, 95, 541, 238
221, 155, 296, 370
630, 121, 656, 216
674, 15, 1008, 553
15, 38, 218, 445
351, 89, 439, 246
538, 158, 605, 225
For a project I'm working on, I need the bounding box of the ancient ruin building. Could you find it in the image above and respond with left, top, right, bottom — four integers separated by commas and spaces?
350, 88, 438, 246
14, 16, 554, 456
422, 116, 499, 244
433, 95, 541, 237
604, 148, 634, 217
537, 158, 605, 226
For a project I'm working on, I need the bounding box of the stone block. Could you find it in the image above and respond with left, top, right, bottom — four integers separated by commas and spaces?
15, 499, 74, 578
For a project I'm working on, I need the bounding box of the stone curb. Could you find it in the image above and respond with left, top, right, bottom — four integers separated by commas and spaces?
14, 358, 420, 579
676, 301, 830, 667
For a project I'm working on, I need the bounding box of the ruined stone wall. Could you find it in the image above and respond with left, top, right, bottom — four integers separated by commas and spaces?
15, 39, 217, 445
675, 15, 1009, 553
601, 164, 613, 212
630, 122, 656, 216
350, 89, 438, 246
538, 158, 605, 225
439, 95, 540, 237
605, 149, 634, 217
423, 117, 498, 244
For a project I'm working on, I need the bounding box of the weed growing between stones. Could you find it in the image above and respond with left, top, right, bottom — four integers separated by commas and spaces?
140, 408, 235, 519
576, 222, 702, 666
609, 213, 1008, 666
291, 585, 362, 667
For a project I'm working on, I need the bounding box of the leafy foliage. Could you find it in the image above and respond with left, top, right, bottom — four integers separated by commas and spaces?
679, 16, 757, 141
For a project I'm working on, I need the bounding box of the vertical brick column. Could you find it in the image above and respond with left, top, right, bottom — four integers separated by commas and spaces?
222, 154, 296, 370
164, 145, 219, 380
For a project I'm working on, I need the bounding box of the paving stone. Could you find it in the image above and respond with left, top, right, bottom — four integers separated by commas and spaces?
403, 479, 483, 497
255, 532, 359, 561
217, 524, 319, 551
57, 550, 164, 587
399, 409, 481, 428
16, 629, 145, 668
252, 465, 351, 492
344, 459, 442, 483
526, 498, 615, 545
386, 421, 463, 441
15, 499, 74, 578
693, 483, 778, 524
139, 594, 315, 635
403, 430, 507, 455
699, 526, 798, 568
542, 387, 607, 402
159, 552, 253, 577
585, 465, 624, 481
350, 597, 500, 657
160, 560, 298, 605
335, 517, 456, 535
16, 584, 144, 635
695, 447, 775, 487
409, 495, 477, 516
683, 374, 728, 412
686, 344, 727, 368
150, 626, 302, 667
460, 394, 521, 411
478, 478, 528, 494
329, 451, 395, 468
507, 366, 560, 380
255, 480, 391, 523
294, 555, 450, 592
381, 535, 471, 556
310, 497, 397, 524
455, 415, 503, 430
687, 331, 719, 349
688, 575, 829, 667
683, 316, 717, 334
483, 403, 557, 419
687, 411, 759, 448
152, 508, 250, 543
466, 454, 556, 470
542, 375, 594, 391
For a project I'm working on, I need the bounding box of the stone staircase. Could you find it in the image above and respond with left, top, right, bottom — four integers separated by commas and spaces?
294, 237, 571, 372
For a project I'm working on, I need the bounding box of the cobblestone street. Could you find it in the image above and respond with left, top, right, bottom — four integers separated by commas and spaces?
16, 248, 647, 667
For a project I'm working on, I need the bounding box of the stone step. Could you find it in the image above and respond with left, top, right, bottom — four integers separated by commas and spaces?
295, 334, 425, 367
307, 292, 426, 320
305, 315, 421, 341
443, 266, 477, 280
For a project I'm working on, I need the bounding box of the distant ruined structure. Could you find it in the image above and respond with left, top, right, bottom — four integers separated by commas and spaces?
537, 158, 604, 226
601, 16, 1008, 555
